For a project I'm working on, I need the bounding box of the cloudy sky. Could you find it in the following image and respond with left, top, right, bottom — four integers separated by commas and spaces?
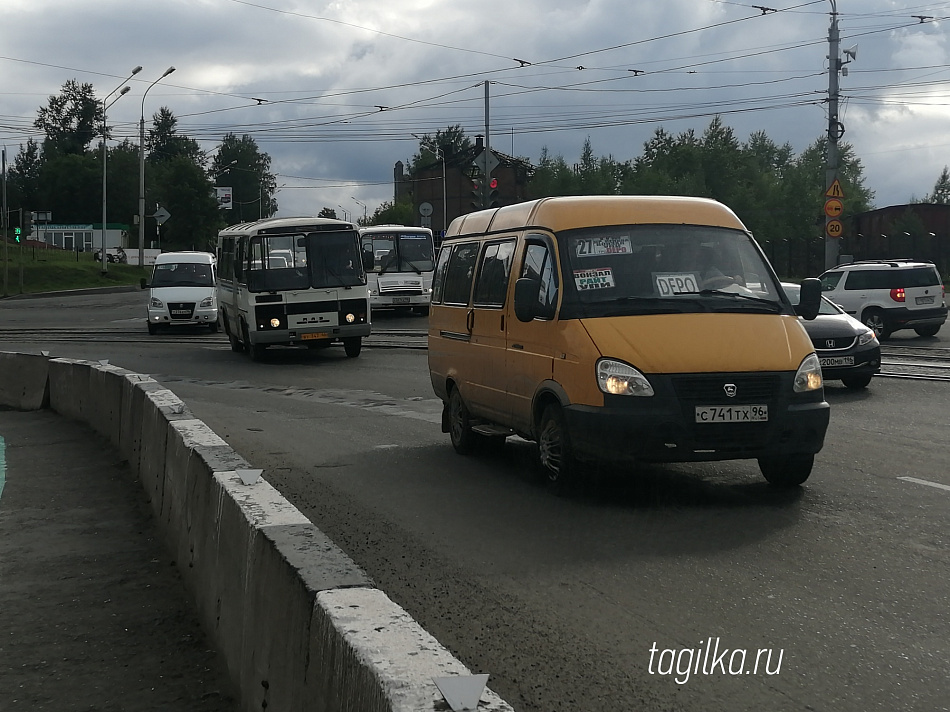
2, 0, 949, 221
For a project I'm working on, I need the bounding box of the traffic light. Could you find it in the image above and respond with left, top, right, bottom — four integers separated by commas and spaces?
470, 179, 483, 211
22, 211, 33, 238
488, 177, 500, 208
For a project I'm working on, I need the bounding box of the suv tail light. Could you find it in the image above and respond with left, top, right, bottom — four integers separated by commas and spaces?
889, 287, 905, 302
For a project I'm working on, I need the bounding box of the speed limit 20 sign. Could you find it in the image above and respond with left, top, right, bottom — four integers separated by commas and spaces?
825, 219, 844, 238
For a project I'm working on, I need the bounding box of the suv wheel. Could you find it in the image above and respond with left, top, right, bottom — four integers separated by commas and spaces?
914, 325, 940, 337
862, 308, 891, 340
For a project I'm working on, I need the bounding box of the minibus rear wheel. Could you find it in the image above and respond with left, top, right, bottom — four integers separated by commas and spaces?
538, 404, 579, 496
758, 454, 814, 487
448, 387, 476, 455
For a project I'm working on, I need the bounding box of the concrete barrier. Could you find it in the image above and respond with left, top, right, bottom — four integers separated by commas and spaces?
0, 350, 515, 712
0, 351, 49, 410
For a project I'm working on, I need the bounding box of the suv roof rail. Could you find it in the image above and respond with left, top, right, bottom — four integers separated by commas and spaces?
846, 259, 931, 267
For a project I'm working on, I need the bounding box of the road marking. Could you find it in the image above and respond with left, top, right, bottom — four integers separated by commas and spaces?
0, 436, 5, 501
898, 476, 950, 492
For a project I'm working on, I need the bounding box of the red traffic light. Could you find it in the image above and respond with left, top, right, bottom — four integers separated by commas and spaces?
489, 177, 498, 189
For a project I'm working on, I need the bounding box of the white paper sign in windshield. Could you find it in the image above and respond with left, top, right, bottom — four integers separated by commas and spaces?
574, 267, 615, 291
574, 236, 633, 257
654, 272, 700, 295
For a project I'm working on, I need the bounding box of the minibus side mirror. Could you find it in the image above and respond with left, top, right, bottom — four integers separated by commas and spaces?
514, 277, 539, 322
361, 248, 374, 271
139, 277, 148, 290
796, 277, 821, 320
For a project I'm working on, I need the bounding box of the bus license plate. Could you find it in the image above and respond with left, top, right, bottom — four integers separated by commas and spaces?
820, 356, 854, 367
301, 332, 328, 340
695, 405, 768, 423
392, 297, 411, 304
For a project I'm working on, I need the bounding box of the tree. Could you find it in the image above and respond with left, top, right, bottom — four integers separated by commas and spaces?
411, 125, 473, 171
212, 134, 276, 224
6, 139, 43, 209
366, 200, 414, 226
34, 79, 103, 156
925, 166, 950, 204
150, 155, 223, 251
318, 207, 338, 219
148, 107, 203, 165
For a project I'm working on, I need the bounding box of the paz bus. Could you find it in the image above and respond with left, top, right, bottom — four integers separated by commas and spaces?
359, 225, 435, 315
216, 217, 370, 361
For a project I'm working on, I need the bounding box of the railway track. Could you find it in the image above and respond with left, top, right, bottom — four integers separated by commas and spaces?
2, 328, 949, 380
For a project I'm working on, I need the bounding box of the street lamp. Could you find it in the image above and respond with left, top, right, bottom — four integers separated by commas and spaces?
412, 133, 447, 237
100, 66, 142, 274
138, 66, 176, 266
337, 205, 350, 222
352, 197, 367, 223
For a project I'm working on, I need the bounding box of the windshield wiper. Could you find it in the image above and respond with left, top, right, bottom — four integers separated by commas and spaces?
684, 290, 783, 311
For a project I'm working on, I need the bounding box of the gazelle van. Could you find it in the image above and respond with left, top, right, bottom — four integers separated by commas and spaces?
427, 196, 829, 491
141, 251, 218, 335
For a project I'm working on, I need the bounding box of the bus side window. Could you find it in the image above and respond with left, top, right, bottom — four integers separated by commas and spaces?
235, 237, 246, 282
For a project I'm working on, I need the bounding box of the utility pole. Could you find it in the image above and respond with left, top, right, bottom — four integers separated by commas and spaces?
484, 80, 491, 210
824, 0, 855, 270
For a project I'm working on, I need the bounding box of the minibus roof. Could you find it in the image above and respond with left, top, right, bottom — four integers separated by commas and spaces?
154, 251, 215, 264
444, 196, 747, 238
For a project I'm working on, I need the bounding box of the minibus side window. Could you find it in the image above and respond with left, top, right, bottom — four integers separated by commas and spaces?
431, 245, 452, 304
521, 241, 558, 319
441, 242, 480, 306
473, 239, 516, 307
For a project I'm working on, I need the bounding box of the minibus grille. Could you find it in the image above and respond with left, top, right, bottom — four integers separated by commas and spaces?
671, 373, 781, 452
168, 302, 196, 320
672, 374, 780, 403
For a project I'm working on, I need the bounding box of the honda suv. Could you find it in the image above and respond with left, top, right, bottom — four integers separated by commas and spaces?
817, 260, 947, 339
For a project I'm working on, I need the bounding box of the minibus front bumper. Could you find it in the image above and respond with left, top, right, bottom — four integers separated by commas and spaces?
561, 373, 830, 464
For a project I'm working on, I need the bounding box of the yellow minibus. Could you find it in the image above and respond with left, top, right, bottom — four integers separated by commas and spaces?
427, 196, 828, 491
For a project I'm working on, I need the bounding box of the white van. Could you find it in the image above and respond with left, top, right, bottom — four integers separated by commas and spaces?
140, 251, 218, 335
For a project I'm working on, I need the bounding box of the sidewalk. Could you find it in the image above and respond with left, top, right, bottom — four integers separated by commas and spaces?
0, 408, 237, 711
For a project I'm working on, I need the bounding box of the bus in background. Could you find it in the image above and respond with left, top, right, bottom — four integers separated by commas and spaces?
359, 225, 435, 316
216, 217, 370, 361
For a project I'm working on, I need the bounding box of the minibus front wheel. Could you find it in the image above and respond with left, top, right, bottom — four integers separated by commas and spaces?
758, 454, 814, 487
538, 404, 579, 496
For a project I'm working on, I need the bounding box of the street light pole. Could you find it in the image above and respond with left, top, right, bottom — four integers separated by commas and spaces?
100, 66, 141, 274
352, 197, 367, 223
138, 66, 175, 267
411, 133, 447, 236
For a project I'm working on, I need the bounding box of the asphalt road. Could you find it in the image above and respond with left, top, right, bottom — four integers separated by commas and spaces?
1, 292, 948, 712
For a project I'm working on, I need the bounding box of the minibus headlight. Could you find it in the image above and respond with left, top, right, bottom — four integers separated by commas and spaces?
199, 296, 214, 308
596, 359, 654, 397
149, 297, 163, 308
794, 353, 823, 392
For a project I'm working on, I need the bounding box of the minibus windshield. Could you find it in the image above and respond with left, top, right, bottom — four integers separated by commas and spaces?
247, 230, 364, 292
151, 262, 214, 287
558, 224, 789, 318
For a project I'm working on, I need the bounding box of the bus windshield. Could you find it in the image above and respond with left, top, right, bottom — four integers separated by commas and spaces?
247, 230, 365, 292
361, 230, 435, 275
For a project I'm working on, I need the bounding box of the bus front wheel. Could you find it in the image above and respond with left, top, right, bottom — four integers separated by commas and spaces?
343, 337, 362, 358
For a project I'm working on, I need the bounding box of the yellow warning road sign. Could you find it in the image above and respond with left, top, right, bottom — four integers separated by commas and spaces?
824, 198, 843, 217
825, 179, 845, 199
826, 219, 843, 238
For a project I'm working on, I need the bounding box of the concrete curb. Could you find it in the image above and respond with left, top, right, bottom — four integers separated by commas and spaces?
0, 350, 514, 712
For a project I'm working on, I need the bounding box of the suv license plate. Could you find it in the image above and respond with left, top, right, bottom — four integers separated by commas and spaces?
820, 356, 854, 367
916, 295, 935, 305
695, 405, 768, 423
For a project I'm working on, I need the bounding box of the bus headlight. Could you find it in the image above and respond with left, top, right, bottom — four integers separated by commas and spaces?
345, 313, 356, 323
149, 297, 163, 308
270, 318, 281, 328
199, 296, 215, 308
596, 358, 654, 397
794, 353, 823, 392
